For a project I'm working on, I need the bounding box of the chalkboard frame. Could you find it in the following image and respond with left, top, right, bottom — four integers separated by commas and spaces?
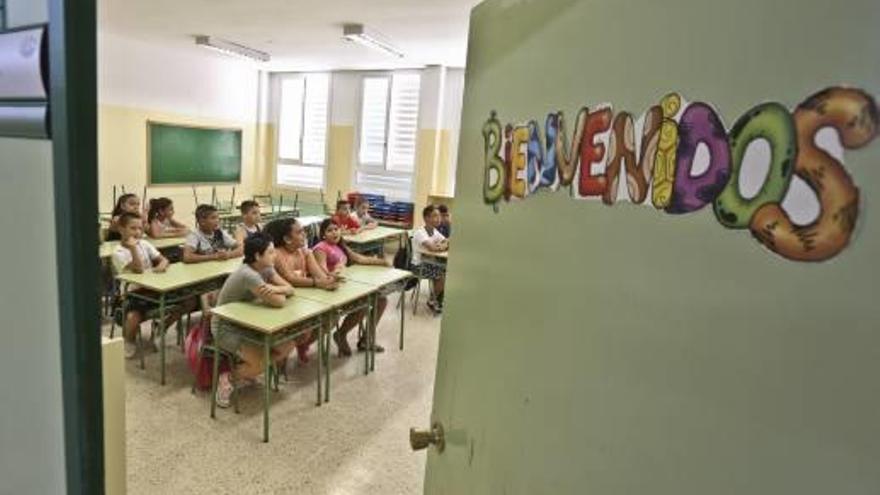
146, 120, 243, 186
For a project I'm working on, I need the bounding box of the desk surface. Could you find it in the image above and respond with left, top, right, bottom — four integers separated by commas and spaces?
341, 265, 413, 287
343, 226, 405, 245
419, 249, 448, 260
219, 205, 298, 220
295, 280, 376, 307
377, 219, 411, 229
296, 215, 327, 227
115, 257, 242, 292
264, 205, 298, 215
211, 297, 330, 334
99, 237, 186, 259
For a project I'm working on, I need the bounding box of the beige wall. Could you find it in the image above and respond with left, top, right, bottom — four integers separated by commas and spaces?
99, 104, 262, 220
98, 32, 262, 219
263, 69, 463, 220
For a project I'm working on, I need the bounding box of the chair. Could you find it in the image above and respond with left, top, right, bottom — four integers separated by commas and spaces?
409, 265, 435, 316
107, 255, 193, 367
393, 234, 427, 315
253, 194, 274, 212
209, 347, 284, 417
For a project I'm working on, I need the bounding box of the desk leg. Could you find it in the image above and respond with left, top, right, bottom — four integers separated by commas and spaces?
364, 300, 371, 376
399, 287, 405, 351
369, 294, 379, 373
324, 314, 332, 403
372, 294, 380, 372
210, 340, 220, 419
315, 324, 322, 407
159, 295, 167, 385
263, 338, 271, 443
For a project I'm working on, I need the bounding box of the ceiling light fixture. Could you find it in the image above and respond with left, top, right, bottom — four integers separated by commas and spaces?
195, 35, 271, 62
343, 24, 404, 58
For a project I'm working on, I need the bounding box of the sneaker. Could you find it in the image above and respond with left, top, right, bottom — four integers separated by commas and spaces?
124, 341, 139, 359
427, 300, 442, 315
215, 372, 233, 409
333, 331, 352, 357
357, 338, 385, 353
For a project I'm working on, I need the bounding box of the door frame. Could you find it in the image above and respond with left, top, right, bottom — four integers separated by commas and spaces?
49, 0, 104, 493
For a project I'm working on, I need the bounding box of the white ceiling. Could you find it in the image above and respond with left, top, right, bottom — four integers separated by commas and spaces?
99, 0, 481, 71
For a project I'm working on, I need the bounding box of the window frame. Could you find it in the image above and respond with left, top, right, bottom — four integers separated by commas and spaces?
274, 72, 332, 191
354, 70, 421, 200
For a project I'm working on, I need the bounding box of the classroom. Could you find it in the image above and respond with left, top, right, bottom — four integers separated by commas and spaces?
95, 1, 463, 492
3, 0, 880, 494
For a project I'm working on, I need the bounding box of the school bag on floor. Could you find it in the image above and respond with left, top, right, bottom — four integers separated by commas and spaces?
184, 315, 229, 391
393, 236, 419, 291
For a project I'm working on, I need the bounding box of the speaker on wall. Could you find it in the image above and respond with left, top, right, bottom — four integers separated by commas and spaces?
0, 24, 50, 139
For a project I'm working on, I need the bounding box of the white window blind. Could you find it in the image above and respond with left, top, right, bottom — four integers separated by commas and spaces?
356, 73, 422, 200
277, 165, 324, 189
276, 73, 330, 189
302, 73, 329, 166
278, 77, 304, 161
358, 77, 390, 165
386, 74, 421, 172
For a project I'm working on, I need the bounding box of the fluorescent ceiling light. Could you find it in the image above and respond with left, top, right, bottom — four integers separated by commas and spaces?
343, 24, 404, 58
195, 35, 270, 62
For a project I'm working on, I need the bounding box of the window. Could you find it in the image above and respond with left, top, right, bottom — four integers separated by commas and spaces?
276, 73, 330, 189
356, 73, 421, 200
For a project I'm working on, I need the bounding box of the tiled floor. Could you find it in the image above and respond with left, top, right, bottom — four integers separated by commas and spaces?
114, 293, 440, 495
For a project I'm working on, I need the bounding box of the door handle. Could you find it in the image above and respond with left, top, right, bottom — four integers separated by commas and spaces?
410, 422, 445, 453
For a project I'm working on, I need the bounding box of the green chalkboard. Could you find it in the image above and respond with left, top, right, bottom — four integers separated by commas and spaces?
148, 122, 242, 185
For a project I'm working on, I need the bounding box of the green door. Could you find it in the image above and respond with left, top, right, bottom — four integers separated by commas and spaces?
422, 0, 880, 493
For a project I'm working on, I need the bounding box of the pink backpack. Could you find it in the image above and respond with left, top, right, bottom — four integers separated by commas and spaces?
185, 315, 229, 390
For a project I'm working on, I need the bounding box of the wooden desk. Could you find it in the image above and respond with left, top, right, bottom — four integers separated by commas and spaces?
343, 226, 406, 255
116, 257, 242, 384
220, 205, 299, 231
342, 265, 414, 354
296, 215, 326, 227
377, 219, 412, 229
419, 249, 448, 260
99, 237, 186, 259
211, 297, 331, 442
295, 280, 378, 401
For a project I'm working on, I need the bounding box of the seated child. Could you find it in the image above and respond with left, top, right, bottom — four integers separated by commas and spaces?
107, 193, 141, 241
212, 233, 304, 408
267, 217, 338, 362
354, 198, 379, 230
330, 200, 361, 235
146, 197, 189, 238
313, 219, 391, 355
112, 212, 180, 358
437, 204, 452, 238
183, 204, 242, 263
234, 200, 264, 245
412, 205, 449, 314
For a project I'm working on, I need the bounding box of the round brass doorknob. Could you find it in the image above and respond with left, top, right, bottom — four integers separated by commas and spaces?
410, 422, 445, 453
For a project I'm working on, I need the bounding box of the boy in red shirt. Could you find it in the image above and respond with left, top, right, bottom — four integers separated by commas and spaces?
331, 200, 361, 234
